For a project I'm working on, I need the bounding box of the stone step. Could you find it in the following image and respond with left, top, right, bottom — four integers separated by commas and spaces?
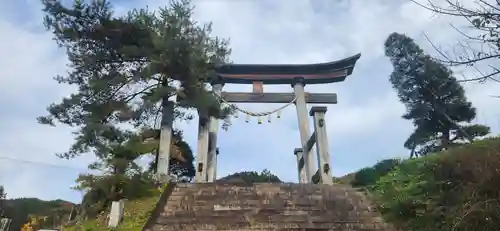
143, 183, 395, 231
172, 188, 362, 197
157, 211, 380, 223
163, 200, 359, 213
161, 208, 327, 216
168, 190, 355, 200
173, 183, 358, 192
157, 213, 367, 223
169, 192, 362, 201
151, 221, 388, 231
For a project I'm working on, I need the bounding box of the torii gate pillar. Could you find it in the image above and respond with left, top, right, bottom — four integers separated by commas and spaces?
191, 53, 361, 184
195, 80, 224, 183
206, 82, 223, 182
292, 78, 316, 183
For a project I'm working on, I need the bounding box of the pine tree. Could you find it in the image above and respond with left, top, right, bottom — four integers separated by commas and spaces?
142, 129, 196, 182
72, 124, 195, 217
37, 0, 232, 160
384, 32, 490, 157
217, 170, 282, 183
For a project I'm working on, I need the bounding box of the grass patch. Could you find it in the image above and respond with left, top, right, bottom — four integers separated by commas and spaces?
369, 137, 500, 231
63, 188, 163, 231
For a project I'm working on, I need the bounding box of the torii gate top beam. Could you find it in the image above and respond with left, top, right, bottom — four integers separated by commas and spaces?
212, 53, 361, 85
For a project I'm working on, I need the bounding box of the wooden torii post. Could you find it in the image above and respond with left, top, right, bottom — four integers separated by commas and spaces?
295, 106, 333, 184
174, 53, 361, 183
194, 79, 224, 183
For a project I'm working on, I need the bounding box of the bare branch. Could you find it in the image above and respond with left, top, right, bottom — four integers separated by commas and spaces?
413, 0, 500, 83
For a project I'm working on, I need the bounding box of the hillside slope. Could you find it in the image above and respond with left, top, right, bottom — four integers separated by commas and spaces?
364, 138, 500, 231
46, 138, 500, 231
62, 189, 161, 231
3, 198, 75, 230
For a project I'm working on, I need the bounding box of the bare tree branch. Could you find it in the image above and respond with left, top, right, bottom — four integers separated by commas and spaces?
411, 0, 500, 83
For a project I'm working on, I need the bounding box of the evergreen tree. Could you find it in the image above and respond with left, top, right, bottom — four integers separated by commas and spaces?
72, 126, 195, 217
1, 197, 74, 231
217, 170, 282, 183
384, 32, 489, 157
37, 0, 232, 160
143, 129, 196, 182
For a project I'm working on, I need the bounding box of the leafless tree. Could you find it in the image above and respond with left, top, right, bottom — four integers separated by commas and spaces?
412, 0, 500, 84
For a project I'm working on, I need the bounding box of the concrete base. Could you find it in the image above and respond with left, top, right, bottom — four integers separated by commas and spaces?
0, 218, 12, 231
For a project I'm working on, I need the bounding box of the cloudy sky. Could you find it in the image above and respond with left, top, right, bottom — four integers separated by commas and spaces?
0, 0, 498, 203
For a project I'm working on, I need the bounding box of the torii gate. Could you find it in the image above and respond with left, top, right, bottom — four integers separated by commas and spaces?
156, 53, 361, 184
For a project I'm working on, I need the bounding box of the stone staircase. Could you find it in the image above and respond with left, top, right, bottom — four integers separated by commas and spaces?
142, 183, 395, 231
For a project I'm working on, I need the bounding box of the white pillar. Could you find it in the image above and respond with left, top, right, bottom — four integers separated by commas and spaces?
310, 106, 333, 185
108, 200, 124, 228
292, 79, 316, 182
293, 148, 307, 183
195, 113, 210, 183
207, 83, 223, 182
157, 100, 174, 182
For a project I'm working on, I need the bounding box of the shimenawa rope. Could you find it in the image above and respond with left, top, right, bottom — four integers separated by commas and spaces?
213, 91, 298, 117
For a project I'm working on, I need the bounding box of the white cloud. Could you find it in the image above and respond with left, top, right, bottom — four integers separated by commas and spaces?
0, 0, 498, 202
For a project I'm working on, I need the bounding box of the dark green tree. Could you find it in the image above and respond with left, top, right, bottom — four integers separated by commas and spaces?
3, 198, 74, 231
217, 169, 282, 183
351, 159, 400, 187
73, 127, 195, 218
141, 129, 195, 182
37, 0, 232, 161
384, 33, 490, 157
73, 127, 148, 203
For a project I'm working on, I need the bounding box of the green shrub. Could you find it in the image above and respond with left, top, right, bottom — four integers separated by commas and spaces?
64, 186, 165, 231
370, 138, 500, 231
351, 158, 400, 187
